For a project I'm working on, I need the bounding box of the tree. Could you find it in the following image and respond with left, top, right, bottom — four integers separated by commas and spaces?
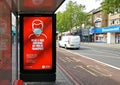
65, 1, 76, 32
101, 0, 120, 14
56, 11, 70, 33
56, 1, 91, 33
56, 12, 63, 32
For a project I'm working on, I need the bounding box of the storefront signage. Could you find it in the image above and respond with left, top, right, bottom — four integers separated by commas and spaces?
102, 26, 120, 33
93, 26, 120, 33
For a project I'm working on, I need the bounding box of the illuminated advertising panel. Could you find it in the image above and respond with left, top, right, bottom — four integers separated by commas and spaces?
20, 14, 56, 72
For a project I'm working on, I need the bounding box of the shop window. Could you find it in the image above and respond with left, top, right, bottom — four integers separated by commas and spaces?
96, 36, 98, 40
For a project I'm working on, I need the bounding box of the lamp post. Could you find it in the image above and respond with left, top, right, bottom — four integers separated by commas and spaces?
82, 23, 85, 42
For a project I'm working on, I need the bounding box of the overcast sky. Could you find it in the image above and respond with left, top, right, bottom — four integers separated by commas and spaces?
56, 0, 103, 13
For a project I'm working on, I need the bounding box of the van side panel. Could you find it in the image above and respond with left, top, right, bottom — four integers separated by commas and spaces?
59, 36, 80, 49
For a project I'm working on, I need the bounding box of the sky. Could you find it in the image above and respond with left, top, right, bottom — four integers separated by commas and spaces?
56, 0, 103, 13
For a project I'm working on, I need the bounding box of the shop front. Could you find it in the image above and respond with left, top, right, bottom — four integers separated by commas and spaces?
93, 25, 120, 44
94, 33, 107, 43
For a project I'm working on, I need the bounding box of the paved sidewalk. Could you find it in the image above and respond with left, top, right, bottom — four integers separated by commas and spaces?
24, 67, 73, 85
81, 42, 120, 49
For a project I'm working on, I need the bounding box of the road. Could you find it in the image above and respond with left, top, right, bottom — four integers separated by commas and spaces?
57, 45, 120, 85
67, 43, 120, 69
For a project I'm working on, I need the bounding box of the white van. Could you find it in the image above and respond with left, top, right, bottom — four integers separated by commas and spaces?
58, 35, 80, 49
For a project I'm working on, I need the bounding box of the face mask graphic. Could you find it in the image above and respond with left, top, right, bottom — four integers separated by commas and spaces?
33, 28, 42, 35
32, 19, 44, 36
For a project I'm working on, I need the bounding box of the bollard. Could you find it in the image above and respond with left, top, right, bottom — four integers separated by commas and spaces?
14, 80, 23, 85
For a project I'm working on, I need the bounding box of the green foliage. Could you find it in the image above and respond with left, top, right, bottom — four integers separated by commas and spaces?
101, 0, 120, 14
56, 0, 91, 33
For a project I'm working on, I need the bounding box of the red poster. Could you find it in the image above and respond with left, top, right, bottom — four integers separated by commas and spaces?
23, 16, 52, 70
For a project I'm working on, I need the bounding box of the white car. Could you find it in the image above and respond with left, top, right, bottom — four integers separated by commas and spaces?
58, 35, 80, 49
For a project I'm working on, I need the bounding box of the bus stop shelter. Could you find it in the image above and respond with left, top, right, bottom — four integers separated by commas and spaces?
13, 0, 65, 83
0, 0, 66, 85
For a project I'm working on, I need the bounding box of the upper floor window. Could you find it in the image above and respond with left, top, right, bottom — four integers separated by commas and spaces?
95, 21, 101, 28
111, 20, 115, 25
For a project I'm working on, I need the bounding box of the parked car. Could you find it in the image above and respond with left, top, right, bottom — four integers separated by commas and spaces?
58, 35, 80, 49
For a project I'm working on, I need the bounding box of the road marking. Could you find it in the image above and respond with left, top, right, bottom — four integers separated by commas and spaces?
58, 56, 80, 63
70, 57, 81, 62
58, 57, 67, 63
87, 65, 112, 77
59, 48, 120, 70
74, 65, 97, 77
65, 57, 73, 62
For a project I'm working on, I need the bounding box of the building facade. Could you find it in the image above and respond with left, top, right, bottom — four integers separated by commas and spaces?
108, 9, 120, 44
93, 7, 108, 28
92, 7, 120, 44
92, 7, 108, 43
